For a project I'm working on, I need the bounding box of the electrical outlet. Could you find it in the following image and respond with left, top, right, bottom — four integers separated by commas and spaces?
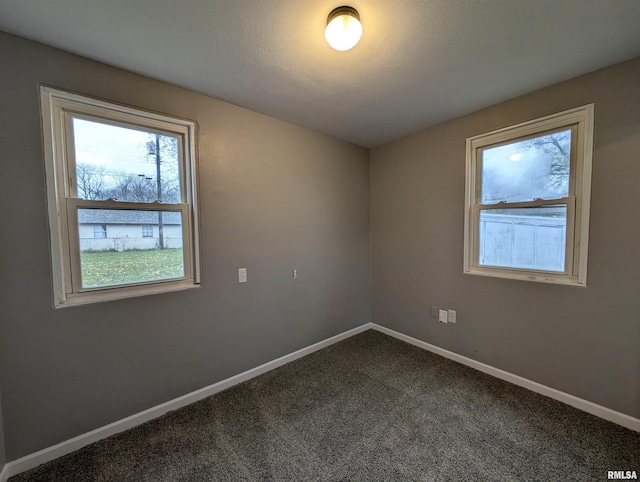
430, 306, 438, 318
447, 309, 456, 323
292, 268, 298, 278
238, 268, 247, 283
439, 309, 448, 323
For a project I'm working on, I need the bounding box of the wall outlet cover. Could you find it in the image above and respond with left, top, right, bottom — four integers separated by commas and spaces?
447, 309, 456, 323
439, 309, 448, 323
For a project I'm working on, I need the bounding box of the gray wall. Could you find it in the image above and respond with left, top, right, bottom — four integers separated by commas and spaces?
371, 57, 640, 418
0, 32, 370, 460
0, 385, 5, 472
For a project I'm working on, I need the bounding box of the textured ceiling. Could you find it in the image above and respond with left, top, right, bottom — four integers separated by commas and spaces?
1, 0, 640, 148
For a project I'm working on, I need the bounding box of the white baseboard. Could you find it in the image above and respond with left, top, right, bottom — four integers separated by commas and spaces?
1, 323, 372, 480
371, 323, 640, 432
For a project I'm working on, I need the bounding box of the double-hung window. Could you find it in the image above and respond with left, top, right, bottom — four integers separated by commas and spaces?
41, 87, 200, 307
464, 105, 594, 286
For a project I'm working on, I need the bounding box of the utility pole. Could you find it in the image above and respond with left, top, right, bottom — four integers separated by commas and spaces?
153, 135, 164, 249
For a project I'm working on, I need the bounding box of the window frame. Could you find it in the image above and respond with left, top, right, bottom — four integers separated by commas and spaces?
41, 86, 200, 307
463, 105, 594, 286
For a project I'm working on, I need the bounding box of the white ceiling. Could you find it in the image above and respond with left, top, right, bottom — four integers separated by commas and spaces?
1, 0, 640, 148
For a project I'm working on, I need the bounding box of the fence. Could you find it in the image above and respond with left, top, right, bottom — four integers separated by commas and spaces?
479, 212, 566, 272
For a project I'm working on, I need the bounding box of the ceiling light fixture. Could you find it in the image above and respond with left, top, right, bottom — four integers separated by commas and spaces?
325, 6, 362, 51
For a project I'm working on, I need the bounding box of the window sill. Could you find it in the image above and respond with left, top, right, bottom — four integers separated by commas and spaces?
464, 267, 586, 287
54, 280, 200, 308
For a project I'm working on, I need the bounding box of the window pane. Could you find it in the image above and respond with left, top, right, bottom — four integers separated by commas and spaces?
73, 118, 181, 203
479, 206, 566, 272
78, 208, 184, 288
481, 130, 571, 204
93, 224, 107, 239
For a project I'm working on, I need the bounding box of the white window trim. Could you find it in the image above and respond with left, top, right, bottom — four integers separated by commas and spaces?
463, 104, 594, 286
41, 86, 201, 307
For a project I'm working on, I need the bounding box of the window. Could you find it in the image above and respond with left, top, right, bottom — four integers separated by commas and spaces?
464, 105, 593, 286
41, 87, 200, 307
93, 224, 107, 239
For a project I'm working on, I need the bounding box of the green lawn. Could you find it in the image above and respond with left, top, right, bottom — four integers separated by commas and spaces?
80, 248, 184, 288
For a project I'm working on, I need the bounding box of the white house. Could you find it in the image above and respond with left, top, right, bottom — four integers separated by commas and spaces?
78, 209, 183, 251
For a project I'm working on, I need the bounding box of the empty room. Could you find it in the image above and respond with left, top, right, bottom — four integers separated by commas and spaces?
0, 1, 639, 481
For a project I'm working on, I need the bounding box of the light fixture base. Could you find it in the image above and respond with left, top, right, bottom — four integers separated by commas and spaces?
327, 6, 360, 24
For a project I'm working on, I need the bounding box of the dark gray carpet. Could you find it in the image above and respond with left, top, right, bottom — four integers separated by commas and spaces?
11, 330, 640, 481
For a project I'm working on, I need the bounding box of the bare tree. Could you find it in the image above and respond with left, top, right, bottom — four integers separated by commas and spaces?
76, 162, 107, 200
106, 171, 179, 204
106, 172, 152, 202
523, 132, 570, 191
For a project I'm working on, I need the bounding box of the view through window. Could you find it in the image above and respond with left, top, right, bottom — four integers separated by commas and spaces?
72, 119, 185, 288
478, 129, 571, 272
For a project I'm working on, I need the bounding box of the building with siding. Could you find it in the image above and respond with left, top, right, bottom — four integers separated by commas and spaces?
78, 209, 183, 251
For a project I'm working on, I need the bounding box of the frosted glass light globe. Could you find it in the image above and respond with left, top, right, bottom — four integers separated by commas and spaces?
325, 7, 362, 51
